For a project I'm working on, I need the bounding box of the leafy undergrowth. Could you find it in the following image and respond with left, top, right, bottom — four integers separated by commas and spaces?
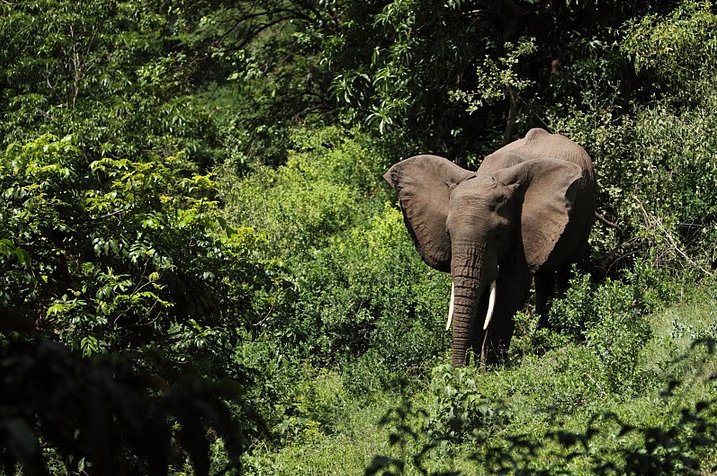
244, 394, 397, 475
245, 282, 717, 475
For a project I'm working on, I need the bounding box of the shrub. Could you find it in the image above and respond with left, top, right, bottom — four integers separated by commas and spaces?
622, 0, 717, 100
221, 127, 450, 376
0, 339, 251, 476
0, 135, 266, 373
290, 204, 450, 374
544, 262, 683, 394
0, 0, 229, 167
424, 364, 511, 444
233, 337, 353, 447
368, 336, 717, 475
548, 0, 717, 276
220, 126, 389, 261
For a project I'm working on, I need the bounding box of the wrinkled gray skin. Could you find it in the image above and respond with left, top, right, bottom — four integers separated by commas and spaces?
384, 128, 596, 367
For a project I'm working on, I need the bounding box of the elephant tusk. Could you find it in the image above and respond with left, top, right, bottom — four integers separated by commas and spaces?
483, 279, 497, 330
446, 283, 455, 331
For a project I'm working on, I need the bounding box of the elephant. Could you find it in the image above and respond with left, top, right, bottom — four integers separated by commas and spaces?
383, 128, 596, 367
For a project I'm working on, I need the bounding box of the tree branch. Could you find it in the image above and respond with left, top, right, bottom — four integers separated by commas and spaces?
636, 198, 713, 277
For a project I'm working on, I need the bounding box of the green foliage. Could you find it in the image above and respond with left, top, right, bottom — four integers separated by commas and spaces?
422, 346, 607, 445
630, 103, 717, 264
222, 127, 449, 376
0, 339, 252, 476
451, 37, 538, 113
221, 127, 387, 258
544, 263, 682, 393
547, 0, 717, 275
320, 0, 679, 160
622, 0, 717, 99
0, 134, 265, 373
234, 336, 353, 446
297, 205, 448, 372
0, 0, 227, 164
364, 392, 429, 476
327, 0, 504, 155
425, 365, 510, 444
364, 333, 717, 475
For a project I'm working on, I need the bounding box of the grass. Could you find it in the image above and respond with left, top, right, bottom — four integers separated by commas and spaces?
244, 392, 398, 475
244, 281, 717, 475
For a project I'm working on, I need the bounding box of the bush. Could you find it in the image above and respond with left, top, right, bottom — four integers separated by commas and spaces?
0, 135, 266, 374
220, 126, 389, 260
233, 337, 353, 447
221, 127, 451, 376
295, 205, 449, 372
368, 334, 717, 475
622, 0, 717, 100
0, 339, 251, 476
543, 262, 686, 394
0, 1, 230, 167
547, 0, 717, 276
424, 364, 511, 444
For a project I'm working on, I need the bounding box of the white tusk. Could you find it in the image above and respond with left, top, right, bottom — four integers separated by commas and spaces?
446, 283, 455, 331
483, 280, 497, 330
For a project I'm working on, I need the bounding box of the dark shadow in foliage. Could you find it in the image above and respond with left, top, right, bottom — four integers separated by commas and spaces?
366, 338, 717, 475
0, 339, 261, 476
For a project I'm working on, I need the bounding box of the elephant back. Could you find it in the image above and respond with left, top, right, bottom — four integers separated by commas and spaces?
480, 128, 597, 272
480, 128, 594, 183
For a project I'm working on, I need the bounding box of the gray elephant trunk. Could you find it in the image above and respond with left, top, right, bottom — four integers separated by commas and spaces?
450, 243, 487, 367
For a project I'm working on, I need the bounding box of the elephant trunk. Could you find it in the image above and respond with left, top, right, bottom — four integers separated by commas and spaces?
450, 243, 488, 367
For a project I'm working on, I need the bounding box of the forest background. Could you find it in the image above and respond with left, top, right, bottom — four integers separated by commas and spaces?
2, 0, 717, 474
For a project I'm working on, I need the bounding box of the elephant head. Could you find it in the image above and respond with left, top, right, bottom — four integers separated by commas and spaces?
384, 152, 585, 367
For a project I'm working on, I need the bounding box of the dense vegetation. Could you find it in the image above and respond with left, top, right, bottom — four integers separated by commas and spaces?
1, 0, 717, 474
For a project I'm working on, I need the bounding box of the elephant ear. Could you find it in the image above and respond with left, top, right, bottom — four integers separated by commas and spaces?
384, 155, 474, 272
494, 158, 584, 271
